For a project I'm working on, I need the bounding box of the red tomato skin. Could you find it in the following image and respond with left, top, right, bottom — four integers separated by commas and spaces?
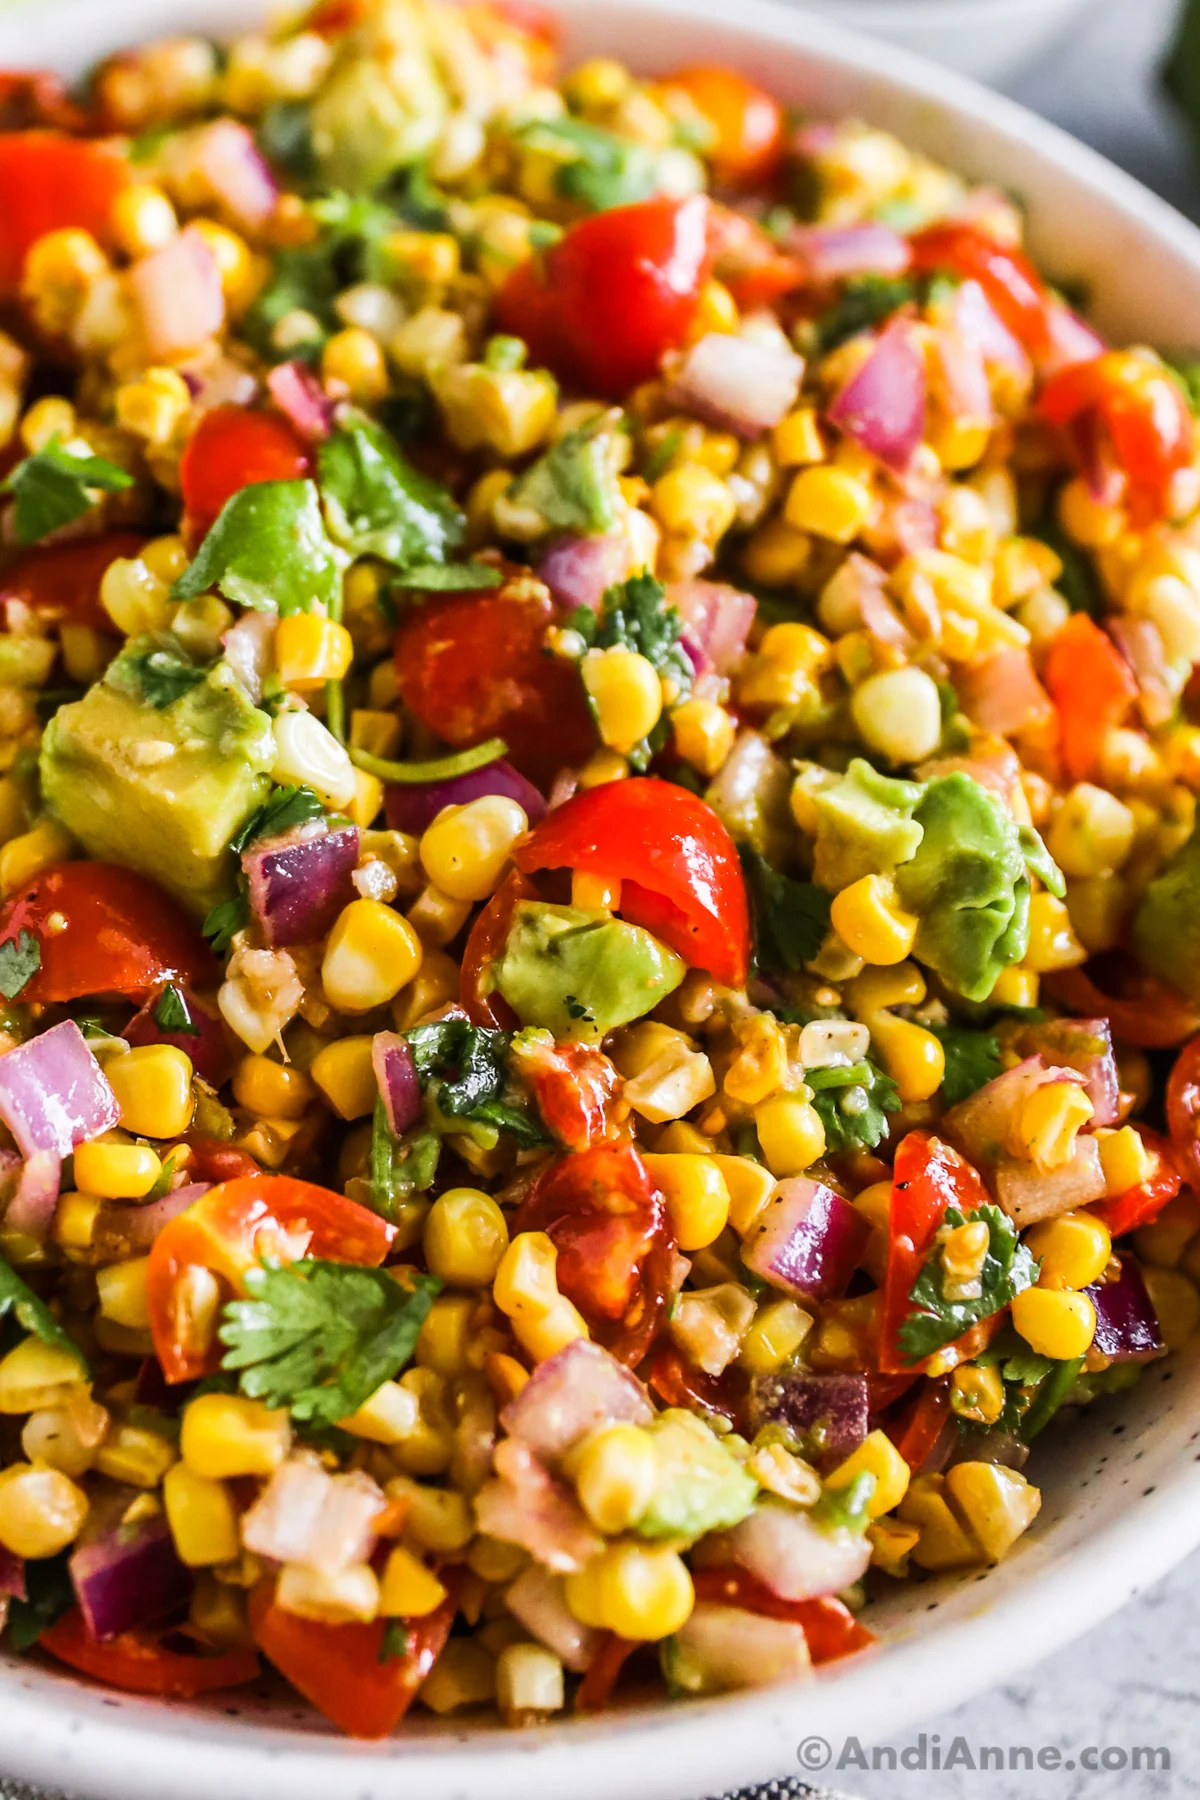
689, 1569, 876, 1662
1168, 1035, 1200, 1193
575, 1633, 639, 1713
515, 777, 751, 987
878, 1132, 992, 1374
460, 868, 538, 1028
1043, 613, 1137, 784
1039, 351, 1195, 527
648, 1343, 746, 1427
495, 196, 711, 397
0, 531, 144, 631
909, 223, 1050, 353
1093, 1130, 1182, 1239
0, 133, 129, 294
179, 405, 311, 541
885, 1374, 953, 1470
1046, 965, 1200, 1050
668, 67, 784, 187
39, 1612, 259, 1697
393, 585, 595, 782
0, 862, 214, 1003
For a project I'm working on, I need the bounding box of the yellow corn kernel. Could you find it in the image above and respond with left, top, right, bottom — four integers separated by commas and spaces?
190, 1572, 250, 1649
670, 697, 735, 777
99, 554, 173, 637
378, 1543, 448, 1618
419, 796, 528, 903
869, 1015, 946, 1104
950, 1362, 1005, 1425
741, 516, 811, 588
1139, 1195, 1200, 1276
772, 407, 826, 468
850, 665, 944, 765
277, 1562, 379, 1625
419, 1638, 496, 1714
387, 229, 460, 287
1047, 783, 1136, 879
1010, 1286, 1096, 1359
322, 898, 424, 1013
0, 819, 74, 896
868, 1516, 922, 1578
349, 709, 402, 762
711, 1154, 776, 1236
825, 1428, 911, 1518
1023, 892, 1088, 973
941, 1219, 989, 1299
651, 463, 737, 541
404, 882, 472, 948
115, 365, 191, 446
232, 1053, 317, 1121
111, 182, 177, 256
944, 1462, 1041, 1563
899, 1476, 985, 1571
181, 1393, 291, 1480
106, 1044, 195, 1139
989, 966, 1040, 1010
309, 1035, 376, 1120
340, 1379, 419, 1444
20, 229, 108, 334
847, 961, 925, 1016
619, 1031, 715, 1125
830, 874, 919, 966
573, 1422, 657, 1534
493, 1232, 589, 1363
163, 1461, 240, 1567
20, 395, 77, 453
413, 1292, 476, 1378
566, 1542, 693, 1641
274, 615, 354, 691
1096, 1124, 1155, 1198
423, 1188, 510, 1288
189, 219, 261, 314
1011, 1081, 1093, 1173
784, 465, 874, 544
495, 1640, 565, 1718
466, 1535, 526, 1585
0, 1464, 88, 1560
1059, 475, 1124, 549
642, 1154, 730, 1251
692, 277, 739, 335
1025, 1211, 1112, 1291
1141, 1265, 1200, 1351
390, 1367, 454, 1476
73, 1140, 162, 1200
320, 327, 389, 403
762, 620, 834, 678
754, 1093, 826, 1178
21, 1395, 106, 1479
348, 769, 384, 830
436, 362, 557, 460
738, 1298, 813, 1373
723, 1015, 788, 1108
582, 648, 663, 756
0, 1337, 87, 1415
53, 1192, 102, 1256
577, 748, 630, 789
93, 1422, 177, 1488
59, 625, 110, 683
96, 1256, 151, 1331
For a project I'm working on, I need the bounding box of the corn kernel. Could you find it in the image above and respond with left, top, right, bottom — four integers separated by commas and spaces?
391, 1367, 455, 1476
188, 219, 260, 314
642, 1154, 730, 1250
784, 465, 874, 544
0, 1464, 88, 1559
415, 1292, 477, 1377
423, 1187, 509, 1288
419, 796, 528, 903
163, 1461, 240, 1566
693, 278, 739, 335
572, 1423, 657, 1533
20, 1396, 106, 1479
1025, 1211, 1111, 1290
772, 408, 826, 468
825, 1428, 911, 1517
1048, 783, 1136, 878
868, 1516, 922, 1577
563, 54, 631, 108
741, 516, 811, 588
99, 555, 172, 638
754, 1093, 826, 1178
738, 1298, 813, 1373
277, 1562, 379, 1625
1011, 1286, 1096, 1359
272, 710, 357, 809
20, 395, 77, 453
96, 1257, 151, 1331
309, 1035, 377, 1120
115, 365, 191, 445
111, 183, 177, 256
566, 1542, 693, 1641
53, 1192, 102, 1256
495, 1641, 564, 1718
1011, 1081, 1093, 1172
73, 1140, 162, 1200
106, 1044, 195, 1138
322, 898, 423, 1013
850, 665, 943, 764
0, 819, 74, 896
320, 327, 389, 403
181, 1393, 291, 1479
1141, 1265, 1200, 1351
0, 1341, 87, 1417
378, 1543, 448, 1617
651, 463, 737, 541
274, 615, 354, 691
1024, 893, 1099, 972
93, 1422, 176, 1488
989, 965, 1040, 1010
20, 230, 108, 335
944, 1462, 1041, 1562
232, 1053, 317, 1121
830, 873, 919, 965
420, 1638, 497, 1714
669, 697, 735, 777
868, 1013, 946, 1104
950, 1362, 1005, 1425
620, 1034, 715, 1124
582, 647, 663, 756
897, 1473, 984, 1571
493, 1232, 589, 1363
340, 1379, 419, 1444
711, 1154, 776, 1236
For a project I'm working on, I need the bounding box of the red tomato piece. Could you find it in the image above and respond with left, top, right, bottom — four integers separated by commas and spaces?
1038, 350, 1195, 527
179, 404, 311, 541
1093, 1126, 1182, 1238
515, 777, 751, 987
878, 1132, 992, 1374
884, 1374, 953, 1471
0, 531, 144, 632
575, 1633, 640, 1713
494, 196, 711, 397
39, 1612, 259, 1697
689, 1569, 876, 1663
248, 1578, 456, 1738
0, 862, 214, 1004
704, 204, 805, 310
147, 1174, 396, 1382
0, 132, 129, 295
1168, 1034, 1200, 1193
1045, 964, 1200, 1050
514, 1036, 621, 1152
394, 583, 595, 783
909, 222, 1051, 354
0, 70, 94, 132
666, 67, 784, 187
460, 867, 537, 1028
648, 1343, 746, 1427
1043, 613, 1137, 784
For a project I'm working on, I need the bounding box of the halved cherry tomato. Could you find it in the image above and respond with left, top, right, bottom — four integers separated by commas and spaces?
1046, 963, 1200, 1050
515, 1142, 674, 1365
909, 222, 1051, 355
181, 1136, 263, 1184
1043, 613, 1137, 784
0, 862, 214, 1004
179, 404, 311, 542
460, 868, 538, 1028
575, 1633, 640, 1712
248, 1577, 456, 1738
1168, 1034, 1200, 1193
1092, 1126, 1182, 1239
39, 1612, 259, 1697
690, 1569, 876, 1663
394, 584, 595, 783
0, 132, 130, 294
666, 67, 784, 187
648, 1343, 745, 1427
147, 1174, 396, 1382
878, 1132, 993, 1374
704, 204, 804, 310
1038, 350, 1195, 528
513, 1035, 620, 1152
0, 531, 144, 632
885, 1374, 953, 1470
495, 196, 711, 396
515, 777, 751, 987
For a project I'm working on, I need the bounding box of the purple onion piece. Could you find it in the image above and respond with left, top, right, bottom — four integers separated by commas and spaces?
742, 1177, 870, 1301
94, 1181, 211, 1257
784, 222, 913, 284
748, 1370, 869, 1469
1087, 1258, 1165, 1363
124, 985, 233, 1089
500, 1338, 653, 1467
70, 1512, 192, 1642
0, 1547, 26, 1602
267, 360, 336, 444
371, 1032, 422, 1135
242, 822, 361, 948
668, 332, 804, 437
537, 535, 630, 614
668, 579, 757, 677
6, 1150, 62, 1241
384, 758, 546, 836
0, 1021, 118, 1161
827, 316, 927, 473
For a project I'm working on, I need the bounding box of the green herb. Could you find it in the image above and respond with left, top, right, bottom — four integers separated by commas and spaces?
407, 1018, 550, 1146
806, 1056, 901, 1154
202, 893, 251, 954
144, 1146, 186, 1204
739, 844, 832, 975
897, 1204, 1040, 1365
1029, 501, 1102, 617
567, 572, 693, 698
527, 219, 562, 251
349, 738, 507, 786
1018, 1353, 1086, 1441
379, 1620, 411, 1663
318, 418, 464, 571
127, 124, 175, 164
812, 1470, 876, 1534
387, 162, 451, 233
389, 560, 502, 591
0, 929, 40, 1001
229, 784, 326, 855
2, 436, 134, 546
1167, 355, 1200, 415
6, 1551, 75, 1652
152, 984, 200, 1037
173, 479, 346, 616
503, 416, 621, 538
517, 116, 659, 213
257, 99, 317, 182
641, 427, 685, 484
0, 1251, 88, 1373
929, 1024, 1003, 1109
111, 639, 210, 709
815, 276, 915, 355
220, 1259, 440, 1427
368, 1098, 441, 1221
244, 189, 403, 360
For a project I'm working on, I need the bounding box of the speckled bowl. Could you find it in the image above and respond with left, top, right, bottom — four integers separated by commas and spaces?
3, 1, 1200, 1795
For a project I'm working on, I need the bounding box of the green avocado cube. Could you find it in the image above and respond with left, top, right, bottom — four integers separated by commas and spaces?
493, 901, 684, 1042
812, 757, 924, 891
1134, 818, 1200, 1000
633, 1410, 757, 1544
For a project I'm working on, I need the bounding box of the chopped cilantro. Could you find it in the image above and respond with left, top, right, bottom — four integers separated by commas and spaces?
173, 480, 345, 616
244, 188, 404, 360
815, 276, 915, 355
144, 1146, 186, 1203
5, 1551, 75, 1651
229, 784, 326, 855
2, 436, 133, 546
0, 929, 40, 1001
516, 116, 659, 213
407, 1017, 550, 1147
1029, 500, 1102, 617
0, 1251, 88, 1373
897, 1204, 1040, 1365
385, 162, 451, 233
368, 1097, 441, 1222
219, 1259, 440, 1428
929, 1024, 1003, 1109
806, 1056, 900, 1154
256, 99, 317, 182
641, 427, 685, 484
153, 984, 200, 1038
389, 560, 502, 592
202, 893, 251, 955
111, 638, 210, 709
739, 844, 832, 976
318, 418, 464, 571
568, 572, 693, 698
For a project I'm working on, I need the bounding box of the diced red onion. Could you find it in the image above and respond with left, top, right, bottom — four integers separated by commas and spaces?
94, 1181, 211, 1255
500, 1339, 653, 1466
1108, 617, 1177, 730
70, 1512, 191, 1642
1088, 1257, 1165, 1362
742, 1177, 870, 1301
178, 352, 259, 415
384, 758, 546, 836
241, 1460, 385, 1574
671, 1602, 812, 1691
537, 535, 631, 614
505, 1565, 600, 1673
952, 279, 1031, 378
668, 333, 804, 438
747, 1370, 868, 1470
222, 610, 275, 704
932, 315, 993, 429
371, 1032, 422, 1136
1016, 1019, 1119, 1127
790, 121, 837, 161
727, 1499, 872, 1602
785, 223, 912, 285
0, 1547, 25, 1602
827, 317, 926, 473
1037, 298, 1107, 380
130, 226, 225, 361
861, 493, 939, 567
956, 649, 1053, 737
7, 1150, 62, 1241
668, 579, 758, 676
124, 985, 233, 1089
818, 553, 911, 649
475, 1438, 603, 1573
267, 361, 336, 445
0, 1021, 118, 1162
190, 119, 278, 229
242, 822, 361, 948
996, 1133, 1107, 1227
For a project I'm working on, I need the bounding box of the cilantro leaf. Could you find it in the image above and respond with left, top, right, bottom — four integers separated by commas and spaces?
569, 572, 693, 695
318, 419, 464, 571
897, 1204, 1039, 1365
219, 1259, 440, 1426
109, 637, 210, 709
368, 1097, 442, 1222
257, 99, 317, 182
929, 1024, 1003, 1109
2, 437, 133, 546
243, 189, 403, 361
739, 845, 832, 975
6, 1551, 75, 1651
153, 984, 200, 1037
814, 276, 915, 355
389, 560, 502, 591
229, 784, 326, 855
806, 1056, 900, 1153
0, 929, 40, 1001
243, 241, 338, 362
202, 893, 250, 954
517, 116, 659, 213
173, 480, 346, 616
407, 1018, 550, 1148
0, 1251, 89, 1373
386, 163, 451, 233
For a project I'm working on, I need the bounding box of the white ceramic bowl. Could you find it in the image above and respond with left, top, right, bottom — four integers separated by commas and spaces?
3, 3, 1200, 1797
789, 0, 1102, 86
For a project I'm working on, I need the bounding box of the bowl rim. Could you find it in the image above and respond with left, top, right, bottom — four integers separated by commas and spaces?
3, 0, 1200, 1794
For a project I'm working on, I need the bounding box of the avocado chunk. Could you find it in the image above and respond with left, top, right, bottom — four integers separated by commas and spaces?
1134, 818, 1200, 999
40, 646, 275, 917
492, 901, 684, 1042
502, 416, 621, 538
309, 41, 445, 192
633, 1410, 757, 1543
812, 757, 924, 891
